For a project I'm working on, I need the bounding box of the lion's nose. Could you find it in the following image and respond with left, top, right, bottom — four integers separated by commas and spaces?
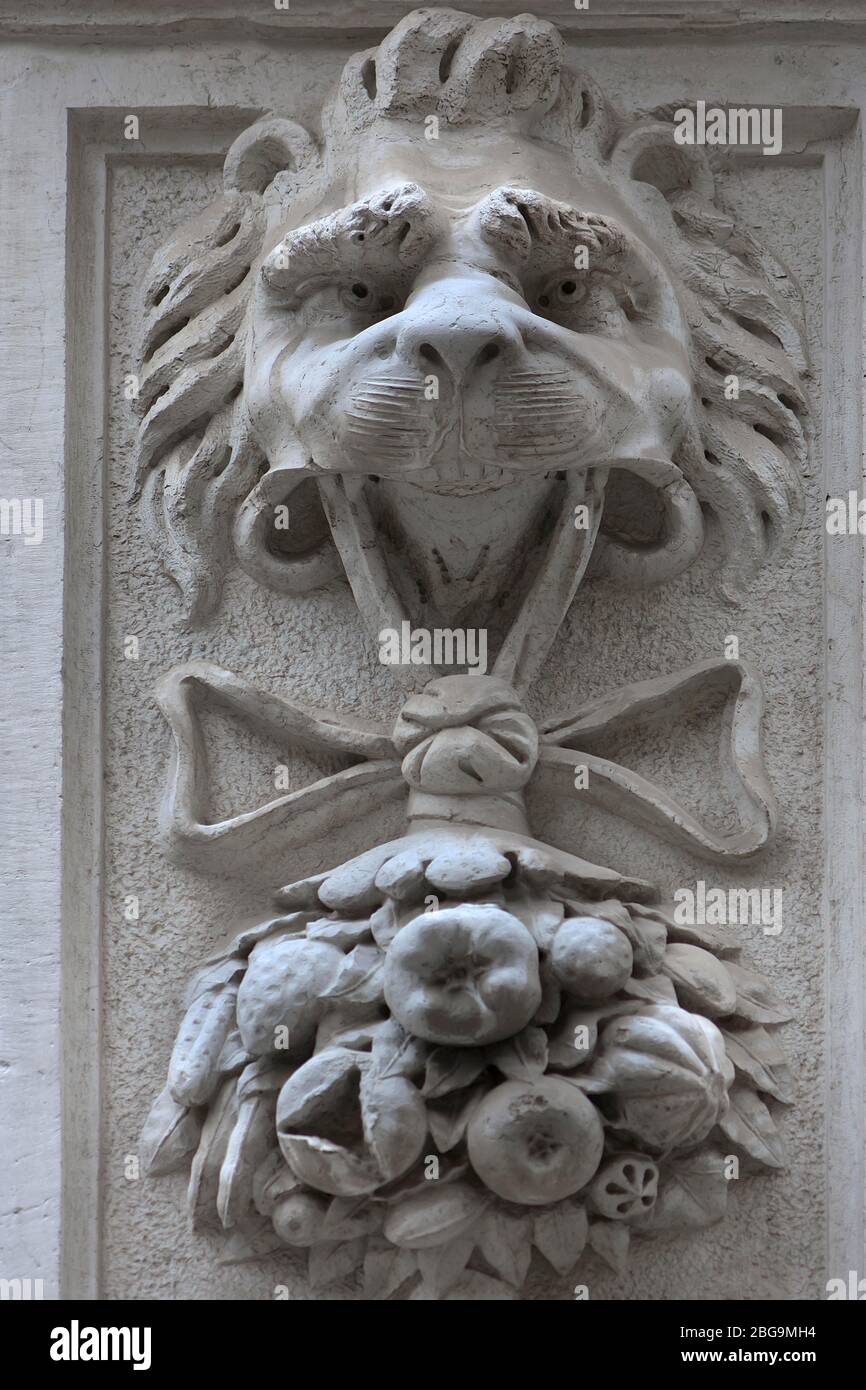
396, 315, 518, 382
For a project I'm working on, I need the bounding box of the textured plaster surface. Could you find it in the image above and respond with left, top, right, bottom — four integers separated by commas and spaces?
101, 114, 825, 1297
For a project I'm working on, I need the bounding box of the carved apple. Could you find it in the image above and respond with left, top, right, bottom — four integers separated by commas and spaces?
467, 1077, 605, 1204
383, 904, 541, 1046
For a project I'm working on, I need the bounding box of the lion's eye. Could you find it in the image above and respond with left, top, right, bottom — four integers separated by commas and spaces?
538, 279, 584, 311
338, 282, 400, 316
535, 274, 624, 333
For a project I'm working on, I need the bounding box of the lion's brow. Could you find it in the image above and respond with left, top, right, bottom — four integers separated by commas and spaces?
263, 184, 442, 291
478, 187, 620, 270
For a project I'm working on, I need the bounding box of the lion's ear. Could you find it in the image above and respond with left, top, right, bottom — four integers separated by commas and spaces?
223, 116, 320, 194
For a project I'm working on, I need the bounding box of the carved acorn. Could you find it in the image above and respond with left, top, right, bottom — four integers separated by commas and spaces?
590, 1004, 734, 1152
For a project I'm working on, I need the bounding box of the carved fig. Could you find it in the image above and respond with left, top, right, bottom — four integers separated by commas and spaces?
383, 904, 541, 1046
276, 1049, 426, 1196
589, 1153, 659, 1221
591, 1004, 734, 1151
467, 1078, 605, 1205
550, 917, 634, 1000
236, 935, 343, 1055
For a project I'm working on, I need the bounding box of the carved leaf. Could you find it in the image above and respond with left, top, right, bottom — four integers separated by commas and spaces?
359, 1070, 427, 1182
218, 1217, 287, 1265
383, 1182, 487, 1249
378, 1157, 469, 1204
506, 882, 564, 951
665, 921, 738, 953
427, 1084, 487, 1154
721, 1025, 794, 1104
321, 1196, 383, 1242
183, 955, 247, 1008
546, 1000, 639, 1072
639, 1149, 729, 1233
252, 1151, 300, 1217
569, 897, 633, 933
478, 1210, 532, 1287
217, 1028, 251, 1077
232, 911, 312, 956
422, 1047, 486, 1099
308, 1238, 366, 1291
625, 898, 741, 955
723, 961, 794, 1024
369, 899, 402, 949
415, 1233, 475, 1299
444, 1271, 516, 1300
624, 915, 668, 974
533, 1202, 588, 1275
314, 1008, 387, 1055
320, 943, 385, 1005
719, 1084, 786, 1168
217, 1092, 278, 1228
622, 974, 677, 1004
370, 1020, 428, 1082
306, 916, 373, 950
363, 1240, 418, 1300
486, 1026, 548, 1081
662, 944, 737, 1017
588, 1219, 630, 1276
188, 1076, 239, 1230
238, 1056, 293, 1101
140, 1085, 202, 1177
533, 955, 562, 1025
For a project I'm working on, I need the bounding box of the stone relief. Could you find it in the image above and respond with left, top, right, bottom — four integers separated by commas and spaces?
135, 9, 808, 1299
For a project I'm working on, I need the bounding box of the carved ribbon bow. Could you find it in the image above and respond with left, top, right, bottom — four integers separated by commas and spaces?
156, 657, 775, 878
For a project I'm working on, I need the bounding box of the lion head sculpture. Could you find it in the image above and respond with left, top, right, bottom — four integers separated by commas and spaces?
135, 7, 809, 630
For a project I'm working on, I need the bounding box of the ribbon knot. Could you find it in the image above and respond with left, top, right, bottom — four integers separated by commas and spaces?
392, 675, 538, 795
154, 658, 776, 876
